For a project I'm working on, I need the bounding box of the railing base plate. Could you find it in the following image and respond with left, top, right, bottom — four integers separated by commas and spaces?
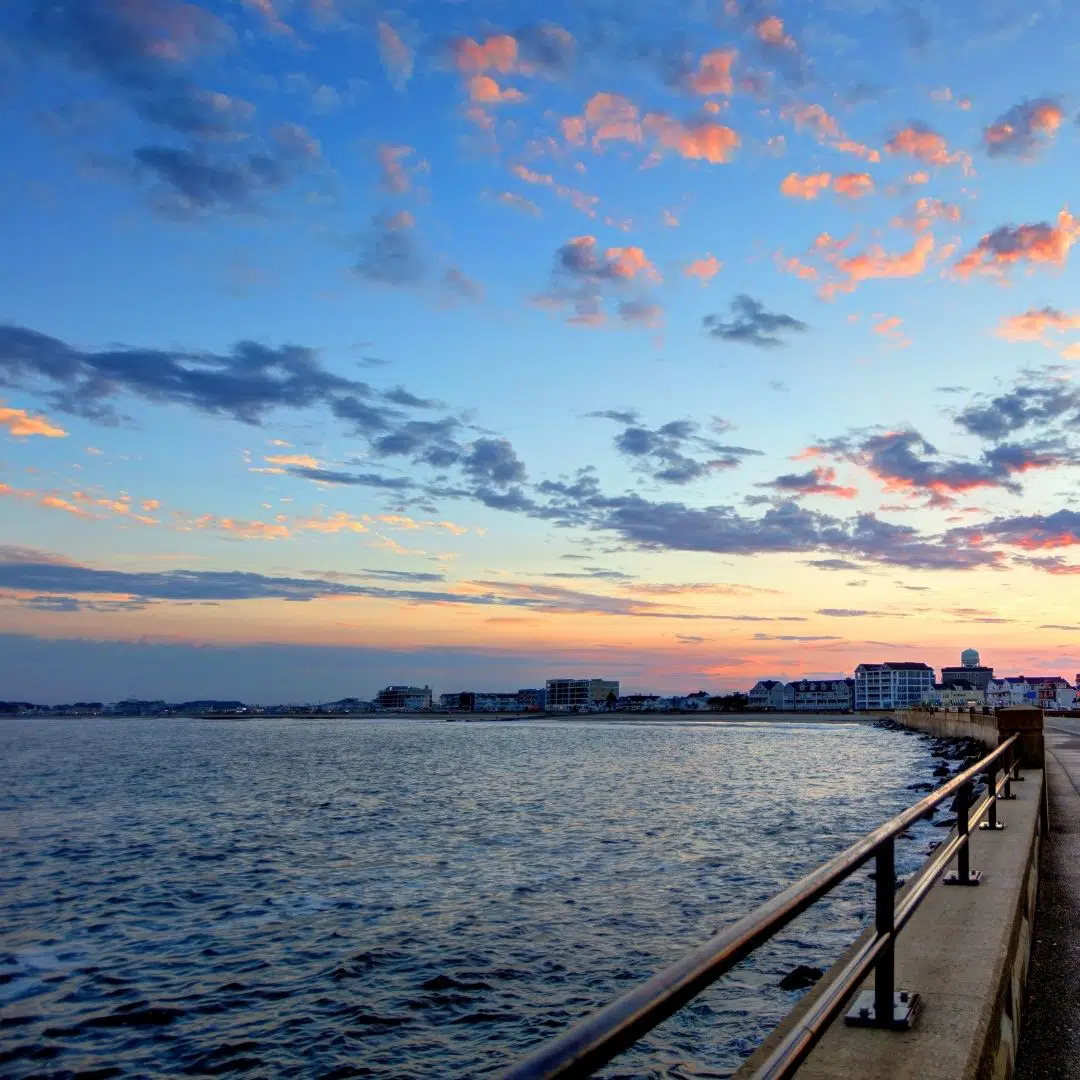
943, 869, 983, 885
979, 821, 1006, 830
998, 793, 1017, 801
844, 989, 921, 1030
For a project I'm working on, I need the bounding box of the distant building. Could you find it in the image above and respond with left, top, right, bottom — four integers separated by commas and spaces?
854, 663, 935, 710
616, 694, 662, 712
376, 685, 432, 711
925, 683, 986, 708
790, 679, 855, 712
987, 676, 1075, 710
940, 648, 993, 691
516, 688, 546, 711
747, 680, 794, 711
545, 678, 619, 711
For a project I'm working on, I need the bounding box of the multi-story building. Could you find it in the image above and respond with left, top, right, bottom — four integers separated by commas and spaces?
545, 678, 619, 711
854, 662, 935, 710
790, 679, 855, 712
375, 685, 432, 711
748, 680, 794, 711
515, 688, 546, 711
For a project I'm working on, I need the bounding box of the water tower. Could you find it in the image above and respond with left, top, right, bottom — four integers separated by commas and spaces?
961, 648, 980, 669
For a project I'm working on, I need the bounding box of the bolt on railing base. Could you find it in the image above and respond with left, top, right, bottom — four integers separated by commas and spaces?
978, 820, 1006, 830
943, 869, 983, 885
997, 792, 1017, 801
844, 989, 921, 1030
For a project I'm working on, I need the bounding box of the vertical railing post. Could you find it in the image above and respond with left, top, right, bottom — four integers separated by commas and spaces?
874, 838, 895, 1025
1002, 745, 1013, 800
846, 836, 920, 1029
980, 760, 1005, 830
944, 780, 982, 885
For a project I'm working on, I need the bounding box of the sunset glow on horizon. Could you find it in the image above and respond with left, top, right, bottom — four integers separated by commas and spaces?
2, 0, 1080, 701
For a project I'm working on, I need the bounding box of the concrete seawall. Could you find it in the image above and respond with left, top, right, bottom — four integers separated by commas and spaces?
735, 711, 1045, 1080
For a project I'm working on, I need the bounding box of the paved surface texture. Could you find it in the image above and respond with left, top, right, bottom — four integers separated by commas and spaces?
1015, 720, 1080, 1080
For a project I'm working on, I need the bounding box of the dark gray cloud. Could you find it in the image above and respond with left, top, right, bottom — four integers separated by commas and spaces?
955, 381, 1080, 441
947, 509, 1080, 551
354, 212, 428, 286
24, 0, 231, 131
804, 558, 866, 571
285, 467, 414, 490
383, 387, 441, 409
752, 633, 842, 642
599, 414, 762, 485
757, 467, 855, 499
815, 428, 1073, 504
704, 295, 808, 348
135, 126, 319, 218
461, 438, 527, 487
0, 323, 368, 425
817, 608, 882, 617
516, 22, 577, 75
586, 409, 640, 424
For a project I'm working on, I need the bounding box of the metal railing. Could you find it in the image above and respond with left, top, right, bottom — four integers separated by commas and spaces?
497, 734, 1021, 1080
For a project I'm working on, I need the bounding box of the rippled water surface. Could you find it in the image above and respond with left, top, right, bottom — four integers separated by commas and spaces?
0, 716, 943, 1078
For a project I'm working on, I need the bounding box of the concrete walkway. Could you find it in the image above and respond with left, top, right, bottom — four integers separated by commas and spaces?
1015, 721, 1080, 1079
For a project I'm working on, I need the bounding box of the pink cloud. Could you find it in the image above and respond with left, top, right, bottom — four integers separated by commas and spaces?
468, 75, 525, 104
780, 171, 832, 199
685, 255, 723, 282
451, 34, 518, 73
832, 172, 874, 199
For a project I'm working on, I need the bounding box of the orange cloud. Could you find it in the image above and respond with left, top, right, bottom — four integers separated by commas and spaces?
510, 164, 598, 218
377, 22, 412, 89
298, 512, 370, 535
142, 499, 161, 512
831, 139, 881, 163
892, 197, 961, 232
469, 75, 525, 104
0, 482, 95, 519
377, 144, 413, 194
0, 405, 68, 438
451, 34, 518, 73
954, 208, 1080, 279
687, 49, 737, 95
832, 172, 873, 199
820, 233, 935, 299
996, 307, 1080, 343
886, 125, 971, 172
190, 514, 291, 540
265, 453, 320, 469
685, 254, 722, 282
605, 245, 661, 282
662, 209, 680, 227
780, 171, 832, 199
756, 15, 795, 49
644, 114, 739, 163
907, 171, 930, 185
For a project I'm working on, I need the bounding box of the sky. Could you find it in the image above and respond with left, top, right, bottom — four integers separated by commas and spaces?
2, 0, 1080, 703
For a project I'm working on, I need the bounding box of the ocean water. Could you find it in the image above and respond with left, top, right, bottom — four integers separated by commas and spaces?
0, 716, 945, 1078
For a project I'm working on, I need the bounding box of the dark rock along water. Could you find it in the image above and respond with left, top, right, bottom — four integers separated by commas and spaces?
0, 716, 945, 1078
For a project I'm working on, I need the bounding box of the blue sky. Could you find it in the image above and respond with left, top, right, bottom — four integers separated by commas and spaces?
2, 0, 1080, 702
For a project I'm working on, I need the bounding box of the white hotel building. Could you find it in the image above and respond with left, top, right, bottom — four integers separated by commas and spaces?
854, 662, 935, 710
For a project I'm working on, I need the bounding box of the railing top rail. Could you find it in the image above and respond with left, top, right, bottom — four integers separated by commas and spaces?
496, 734, 1019, 1080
